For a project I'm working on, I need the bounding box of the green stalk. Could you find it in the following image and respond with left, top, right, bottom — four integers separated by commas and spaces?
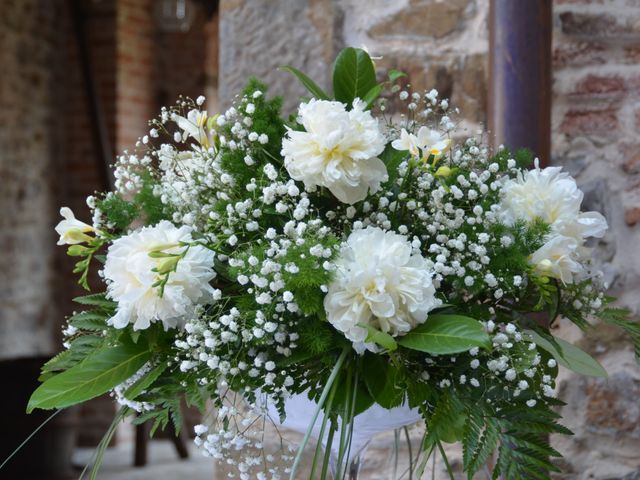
289, 347, 350, 480
404, 426, 414, 480
437, 440, 455, 480
320, 421, 337, 480
334, 364, 353, 479
310, 375, 340, 479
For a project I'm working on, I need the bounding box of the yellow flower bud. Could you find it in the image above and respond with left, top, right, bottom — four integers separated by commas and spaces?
434, 166, 453, 178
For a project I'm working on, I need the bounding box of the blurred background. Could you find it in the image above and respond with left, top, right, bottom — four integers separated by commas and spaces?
0, 0, 639, 479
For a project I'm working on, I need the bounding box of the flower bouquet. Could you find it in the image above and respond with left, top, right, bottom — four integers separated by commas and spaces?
27, 47, 639, 479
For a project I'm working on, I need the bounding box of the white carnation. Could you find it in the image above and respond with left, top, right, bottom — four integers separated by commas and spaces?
324, 227, 440, 346
500, 163, 607, 244
281, 99, 387, 204
104, 221, 216, 330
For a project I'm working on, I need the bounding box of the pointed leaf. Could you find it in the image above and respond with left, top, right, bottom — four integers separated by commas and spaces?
279, 66, 330, 100
397, 314, 490, 354
28, 343, 151, 412
362, 83, 383, 108
332, 47, 377, 105
526, 330, 607, 377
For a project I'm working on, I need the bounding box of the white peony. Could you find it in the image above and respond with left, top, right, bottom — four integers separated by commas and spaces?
324, 227, 440, 346
281, 99, 387, 204
529, 235, 582, 284
499, 162, 608, 244
104, 221, 216, 330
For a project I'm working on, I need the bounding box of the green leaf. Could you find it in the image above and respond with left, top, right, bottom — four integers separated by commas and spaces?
73, 293, 116, 309
526, 330, 607, 377
388, 69, 407, 82
279, 66, 330, 100
28, 343, 151, 412
68, 311, 107, 331
124, 363, 167, 400
361, 324, 397, 351
332, 47, 377, 105
362, 83, 383, 108
363, 354, 404, 409
397, 314, 490, 355
379, 144, 408, 186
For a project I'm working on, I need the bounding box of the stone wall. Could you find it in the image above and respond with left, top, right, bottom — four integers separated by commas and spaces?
218, 0, 640, 477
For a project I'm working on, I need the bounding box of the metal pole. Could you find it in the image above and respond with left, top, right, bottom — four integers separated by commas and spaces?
488, 0, 552, 166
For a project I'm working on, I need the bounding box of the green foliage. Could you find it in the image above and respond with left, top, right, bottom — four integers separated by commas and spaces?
28, 342, 151, 412
296, 318, 336, 356
125, 363, 168, 401
599, 304, 640, 362
397, 314, 491, 354
362, 353, 404, 409
219, 78, 285, 187
463, 409, 500, 477
135, 173, 170, 225
526, 329, 607, 377
491, 405, 567, 479
96, 194, 138, 231
279, 66, 330, 100
332, 47, 377, 105
362, 324, 397, 351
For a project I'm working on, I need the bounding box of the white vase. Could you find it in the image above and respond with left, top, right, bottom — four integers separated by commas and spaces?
266, 391, 422, 477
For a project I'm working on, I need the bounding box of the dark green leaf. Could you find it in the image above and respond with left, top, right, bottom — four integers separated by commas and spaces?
362, 354, 404, 409
526, 330, 607, 377
397, 314, 490, 355
28, 343, 151, 412
332, 47, 377, 105
279, 66, 330, 100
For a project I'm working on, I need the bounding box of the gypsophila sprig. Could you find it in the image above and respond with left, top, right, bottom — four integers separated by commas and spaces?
28, 47, 639, 480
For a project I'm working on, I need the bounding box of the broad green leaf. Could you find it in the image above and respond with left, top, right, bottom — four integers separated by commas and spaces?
397, 314, 490, 354
28, 343, 151, 412
332, 47, 377, 105
388, 69, 407, 82
361, 324, 397, 351
526, 330, 607, 377
125, 363, 167, 400
279, 66, 330, 100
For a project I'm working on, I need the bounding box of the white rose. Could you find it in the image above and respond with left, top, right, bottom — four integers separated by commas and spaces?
324, 227, 440, 346
281, 99, 387, 204
104, 221, 216, 330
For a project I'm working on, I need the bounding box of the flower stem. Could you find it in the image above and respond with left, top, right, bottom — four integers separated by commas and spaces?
437, 440, 455, 480
289, 347, 350, 480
